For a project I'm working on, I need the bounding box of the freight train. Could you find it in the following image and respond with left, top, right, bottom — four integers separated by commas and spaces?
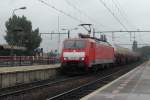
60, 34, 140, 74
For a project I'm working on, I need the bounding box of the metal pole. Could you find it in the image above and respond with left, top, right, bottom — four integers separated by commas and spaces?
57, 16, 60, 53
93, 28, 95, 38
11, 6, 27, 66
68, 30, 70, 38
10, 45, 14, 66
133, 32, 136, 41
112, 32, 114, 41
12, 9, 17, 16
58, 16, 60, 42
130, 32, 132, 41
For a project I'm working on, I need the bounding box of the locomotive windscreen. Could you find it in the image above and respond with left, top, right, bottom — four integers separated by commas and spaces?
64, 40, 85, 49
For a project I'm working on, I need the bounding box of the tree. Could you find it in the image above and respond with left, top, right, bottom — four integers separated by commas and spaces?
137, 46, 150, 58
5, 15, 42, 55
47, 50, 57, 57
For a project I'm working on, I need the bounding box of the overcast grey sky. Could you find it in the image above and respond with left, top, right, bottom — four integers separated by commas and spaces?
1, 0, 150, 52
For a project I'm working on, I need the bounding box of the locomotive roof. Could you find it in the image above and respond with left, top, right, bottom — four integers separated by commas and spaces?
64, 38, 112, 47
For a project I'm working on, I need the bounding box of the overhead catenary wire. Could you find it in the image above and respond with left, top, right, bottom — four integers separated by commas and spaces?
97, 0, 134, 43
111, 0, 132, 27
64, 0, 108, 28
112, 0, 146, 44
113, 0, 142, 32
114, 0, 146, 43
38, 0, 146, 45
110, 0, 135, 41
38, 0, 86, 23
98, 0, 129, 31
115, 0, 132, 24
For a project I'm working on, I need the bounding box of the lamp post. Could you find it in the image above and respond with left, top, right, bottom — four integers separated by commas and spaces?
12, 6, 27, 15
61, 27, 78, 38
10, 6, 27, 66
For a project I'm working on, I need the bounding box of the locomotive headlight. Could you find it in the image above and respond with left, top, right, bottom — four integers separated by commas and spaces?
80, 57, 85, 60
64, 57, 68, 60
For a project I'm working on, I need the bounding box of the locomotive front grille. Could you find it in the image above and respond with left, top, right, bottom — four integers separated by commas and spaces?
62, 61, 86, 74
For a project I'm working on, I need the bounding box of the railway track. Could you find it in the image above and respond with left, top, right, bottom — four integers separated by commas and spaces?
0, 75, 85, 100
0, 62, 143, 100
47, 62, 144, 100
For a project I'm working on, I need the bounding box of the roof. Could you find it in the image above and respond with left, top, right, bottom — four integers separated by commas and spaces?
0, 44, 26, 50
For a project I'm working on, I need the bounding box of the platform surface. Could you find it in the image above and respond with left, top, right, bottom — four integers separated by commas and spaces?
0, 64, 60, 73
81, 61, 150, 100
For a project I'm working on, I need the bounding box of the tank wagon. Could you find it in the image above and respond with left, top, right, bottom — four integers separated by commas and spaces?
60, 35, 140, 74
114, 45, 140, 65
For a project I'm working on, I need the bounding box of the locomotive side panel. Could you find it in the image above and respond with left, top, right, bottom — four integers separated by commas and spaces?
87, 41, 96, 67
95, 43, 115, 65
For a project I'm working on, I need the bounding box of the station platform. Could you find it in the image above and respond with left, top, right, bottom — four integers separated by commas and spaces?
0, 64, 60, 73
0, 64, 60, 89
81, 61, 150, 100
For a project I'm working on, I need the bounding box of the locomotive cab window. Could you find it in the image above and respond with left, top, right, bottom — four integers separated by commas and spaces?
64, 40, 85, 49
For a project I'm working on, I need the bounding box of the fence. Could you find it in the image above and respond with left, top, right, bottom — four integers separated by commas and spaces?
0, 56, 60, 67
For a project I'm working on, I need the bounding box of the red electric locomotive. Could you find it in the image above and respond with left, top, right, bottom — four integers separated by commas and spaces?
60, 34, 115, 74
60, 33, 140, 74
